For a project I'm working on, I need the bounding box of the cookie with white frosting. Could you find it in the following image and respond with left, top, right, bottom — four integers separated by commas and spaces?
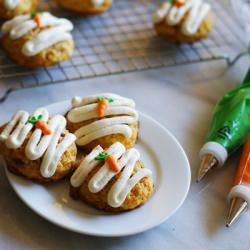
1, 12, 74, 68
152, 0, 213, 43
0, 108, 77, 183
55, 0, 112, 15
0, 0, 39, 20
66, 93, 139, 152
70, 142, 153, 212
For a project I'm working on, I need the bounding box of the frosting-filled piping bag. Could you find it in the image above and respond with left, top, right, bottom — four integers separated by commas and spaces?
226, 135, 250, 227
197, 67, 250, 182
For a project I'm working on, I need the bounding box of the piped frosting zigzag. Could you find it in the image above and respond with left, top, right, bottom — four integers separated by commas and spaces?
0, 108, 76, 178
4, 0, 20, 10
152, 0, 211, 36
2, 12, 73, 57
71, 142, 152, 208
67, 93, 139, 146
91, 0, 106, 6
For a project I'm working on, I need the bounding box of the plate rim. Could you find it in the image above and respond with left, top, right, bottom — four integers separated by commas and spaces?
4, 100, 191, 237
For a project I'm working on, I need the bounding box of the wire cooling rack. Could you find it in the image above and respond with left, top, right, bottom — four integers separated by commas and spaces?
0, 0, 246, 102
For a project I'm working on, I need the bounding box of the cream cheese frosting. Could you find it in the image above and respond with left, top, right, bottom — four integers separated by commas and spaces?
2, 12, 74, 57
0, 108, 76, 178
152, 0, 211, 36
71, 142, 152, 208
67, 93, 139, 146
91, 0, 105, 6
4, 0, 20, 10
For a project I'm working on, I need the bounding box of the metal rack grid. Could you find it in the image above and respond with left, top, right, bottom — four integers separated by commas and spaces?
0, 0, 246, 101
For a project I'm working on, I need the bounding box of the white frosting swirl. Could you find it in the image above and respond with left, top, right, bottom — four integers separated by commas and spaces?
67, 93, 139, 146
0, 108, 76, 178
2, 12, 74, 57
91, 0, 105, 6
71, 142, 152, 208
4, 0, 20, 10
152, 0, 211, 35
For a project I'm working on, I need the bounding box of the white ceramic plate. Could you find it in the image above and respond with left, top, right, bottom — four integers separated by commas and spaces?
4, 100, 191, 237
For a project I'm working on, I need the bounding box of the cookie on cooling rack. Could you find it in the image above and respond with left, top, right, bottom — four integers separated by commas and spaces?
0, 108, 77, 183
152, 0, 213, 43
55, 0, 113, 15
70, 142, 154, 212
0, 0, 39, 20
1, 12, 74, 68
66, 93, 139, 153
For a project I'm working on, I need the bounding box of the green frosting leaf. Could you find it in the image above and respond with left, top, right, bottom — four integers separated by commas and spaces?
97, 97, 114, 103
30, 12, 36, 18
27, 114, 43, 125
95, 152, 109, 161
30, 12, 43, 18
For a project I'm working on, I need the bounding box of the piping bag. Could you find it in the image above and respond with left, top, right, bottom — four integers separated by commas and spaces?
197, 67, 250, 182
226, 135, 250, 227
226, 66, 250, 227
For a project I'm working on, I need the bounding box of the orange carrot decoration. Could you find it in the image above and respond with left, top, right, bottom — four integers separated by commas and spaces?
27, 114, 51, 135
34, 14, 42, 28
35, 120, 52, 135
174, 0, 185, 7
30, 12, 42, 28
106, 154, 120, 172
97, 99, 109, 117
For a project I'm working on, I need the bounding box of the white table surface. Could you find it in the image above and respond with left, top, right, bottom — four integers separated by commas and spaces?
0, 57, 250, 250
